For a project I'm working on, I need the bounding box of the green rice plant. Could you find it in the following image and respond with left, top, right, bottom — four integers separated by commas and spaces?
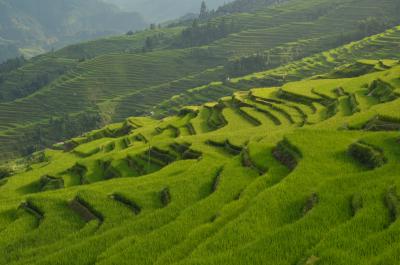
0, 178, 7, 187
211, 167, 224, 193
125, 155, 146, 176
276, 89, 317, 112
182, 148, 203, 160
104, 142, 116, 153
66, 163, 88, 185
149, 147, 178, 165
350, 194, 363, 216
160, 187, 171, 207
69, 195, 103, 223
206, 104, 228, 130
39, 175, 64, 191
367, 79, 398, 103
333, 87, 347, 97
302, 193, 319, 215
110, 193, 141, 215
363, 115, 400, 131
185, 123, 197, 135
97, 160, 120, 180
272, 138, 302, 171
348, 93, 361, 114
384, 186, 400, 224
19, 199, 44, 225
348, 141, 387, 169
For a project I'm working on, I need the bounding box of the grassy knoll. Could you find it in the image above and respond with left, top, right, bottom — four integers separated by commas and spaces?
0, 62, 399, 264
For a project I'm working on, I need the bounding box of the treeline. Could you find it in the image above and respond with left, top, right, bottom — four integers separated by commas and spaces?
142, 32, 171, 52
0, 67, 69, 102
174, 18, 239, 48
357, 17, 394, 37
0, 56, 26, 76
226, 53, 268, 77
215, 0, 283, 15
19, 111, 103, 156
6, 73, 52, 99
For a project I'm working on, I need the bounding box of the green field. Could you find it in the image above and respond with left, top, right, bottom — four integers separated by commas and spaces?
0, 0, 399, 160
0, 59, 400, 264
1, 0, 400, 262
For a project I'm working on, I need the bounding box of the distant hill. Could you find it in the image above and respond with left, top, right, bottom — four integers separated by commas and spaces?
103, 0, 233, 23
0, 0, 146, 62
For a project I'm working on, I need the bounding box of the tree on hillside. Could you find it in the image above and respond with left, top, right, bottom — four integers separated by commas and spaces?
0, 56, 26, 74
358, 17, 390, 37
143, 37, 154, 52
226, 53, 268, 77
199, 1, 208, 19
178, 18, 239, 47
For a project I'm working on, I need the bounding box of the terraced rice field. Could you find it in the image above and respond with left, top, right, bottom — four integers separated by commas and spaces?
0, 0, 399, 161
1, 62, 400, 264
160, 24, 400, 115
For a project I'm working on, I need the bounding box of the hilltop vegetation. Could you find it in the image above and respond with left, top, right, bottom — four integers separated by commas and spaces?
102, 0, 233, 23
0, 0, 399, 161
0, 58, 400, 264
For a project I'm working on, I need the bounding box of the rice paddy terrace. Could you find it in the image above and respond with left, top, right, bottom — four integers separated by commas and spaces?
0, 0, 399, 160
0, 61, 400, 264
158, 24, 400, 114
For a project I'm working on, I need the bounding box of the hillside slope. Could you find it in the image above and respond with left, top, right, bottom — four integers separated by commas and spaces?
0, 60, 400, 264
0, 0, 399, 161
159, 25, 400, 114
0, 0, 145, 62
